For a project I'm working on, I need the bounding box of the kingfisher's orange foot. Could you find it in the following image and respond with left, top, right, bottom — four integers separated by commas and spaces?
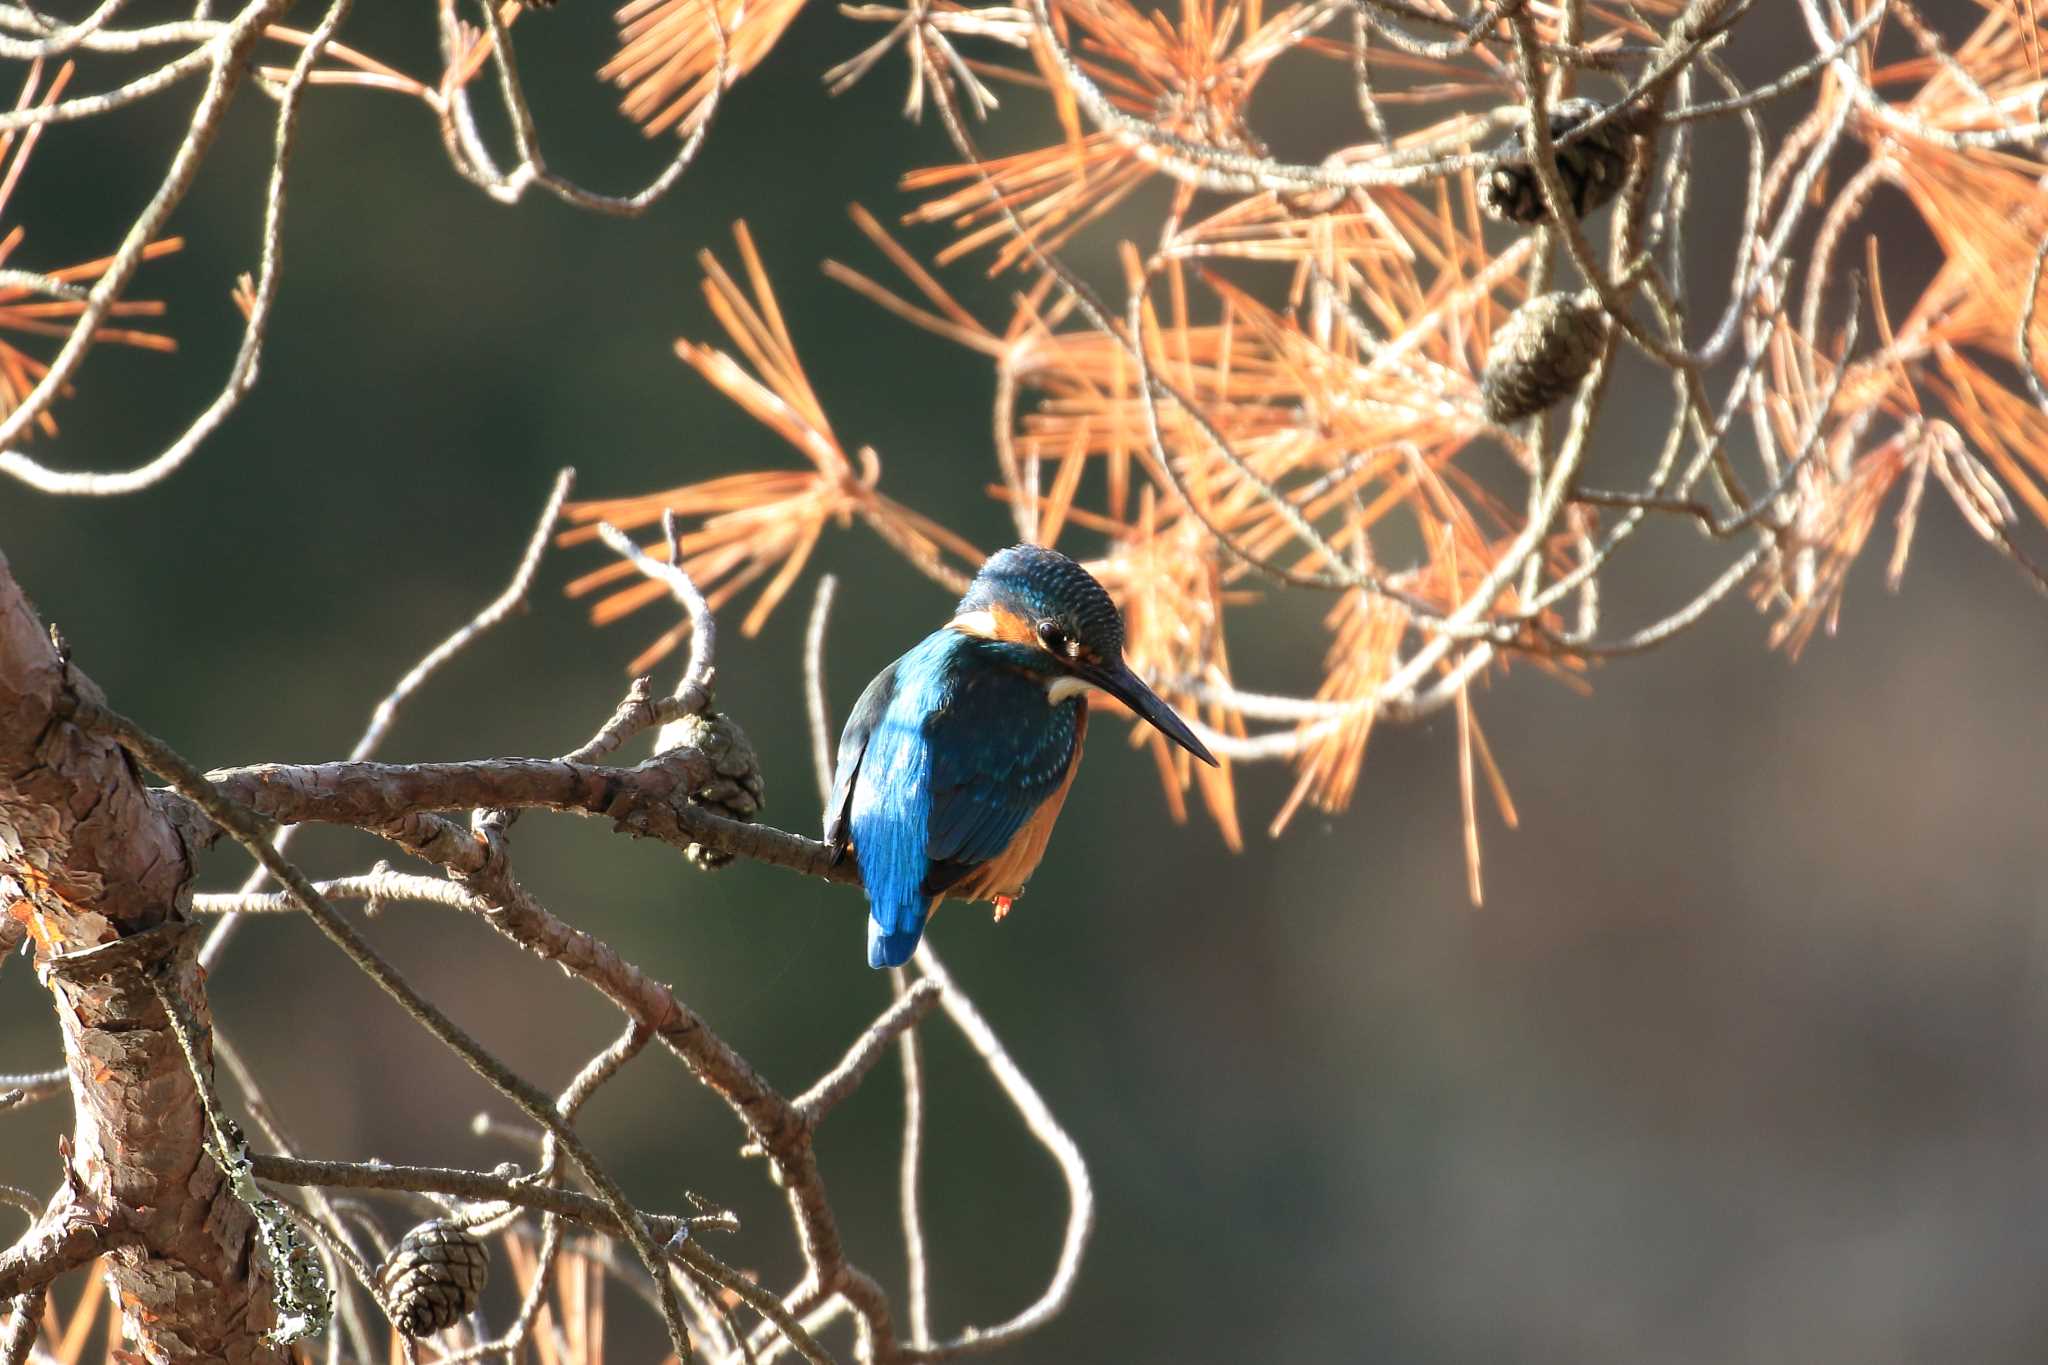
992, 895, 1014, 922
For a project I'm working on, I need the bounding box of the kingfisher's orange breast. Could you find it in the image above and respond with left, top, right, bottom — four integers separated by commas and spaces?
947, 705, 1089, 904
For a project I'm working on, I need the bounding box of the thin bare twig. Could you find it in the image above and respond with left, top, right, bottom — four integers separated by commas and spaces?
792, 980, 943, 1125
890, 945, 1091, 1361
0, 0, 321, 491
80, 705, 695, 1359
893, 967, 931, 1351
0, 1071, 65, 1113
200, 467, 574, 969
595, 518, 717, 717
804, 573, 839, 811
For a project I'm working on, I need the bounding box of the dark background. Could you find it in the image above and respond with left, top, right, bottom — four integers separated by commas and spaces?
7, 4, 2048, 1360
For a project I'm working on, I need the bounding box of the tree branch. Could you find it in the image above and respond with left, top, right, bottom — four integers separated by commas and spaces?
187, 752, 855, 885
246, 1155, 725, 1245
0, 1207, 106, 1301
78, 704, 698, 1357
793, 980, 942, 1127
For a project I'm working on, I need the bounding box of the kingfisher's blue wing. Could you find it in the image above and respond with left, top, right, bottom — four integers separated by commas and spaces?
921, 671, 1082, 896
824, 656, 900, 854
840, 636, 951, 968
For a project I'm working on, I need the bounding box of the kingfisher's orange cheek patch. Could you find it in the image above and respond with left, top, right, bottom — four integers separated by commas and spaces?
945, 608, 1039, 646
988, 607, 1041, 646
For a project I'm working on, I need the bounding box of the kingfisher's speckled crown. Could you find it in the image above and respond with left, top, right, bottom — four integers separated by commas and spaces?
956, 545, 1124, 657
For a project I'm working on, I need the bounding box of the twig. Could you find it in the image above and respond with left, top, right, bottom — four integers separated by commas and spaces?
190, 752, 855, 885
595, 519, 717, 716
438, 1024, 651, 1364
893, 969, 931, 1351
80, 705, 696, 1360
0, 1071, 65, 1113
214, 1032, 381, 1362
1542, 540, 1770, 656
888, 945, 1091, 1361
0, 1287, 41, 1365
200, 467, 574, 969
0, 1214, 103, 1301
144, 959, 333, 1343
193, 868, 482, 916
0, 0, 317, 490
256, 1153, 836, 1365
362, 469, 576, 757
670, 1238, 836, 1365
804, 574, 839, 810
248, 1155, 731, 1245
792, 980, 942, 1126
2020, 224, 2048, 415
448, 0, 728, 213
0, 45, 214, 130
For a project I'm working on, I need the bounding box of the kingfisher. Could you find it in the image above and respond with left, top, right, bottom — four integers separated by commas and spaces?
825, 544, 1217, 968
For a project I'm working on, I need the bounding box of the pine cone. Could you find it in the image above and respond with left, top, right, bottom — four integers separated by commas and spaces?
1481, 291, 1605, 424
1480, 98, 1631, 225
660, 710, 766, 870
377, 1220, 489, 1337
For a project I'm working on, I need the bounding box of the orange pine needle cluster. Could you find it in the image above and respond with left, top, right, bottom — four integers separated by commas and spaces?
902, 0, 1315, 272
561, 222, 979, 673
577, 0, 2048, 873
1760, 3, 2048, 649
1096, 499, 1246, 847
603, 0, 803, 137
824, 171, 1544, 838
0, 62, 181, 437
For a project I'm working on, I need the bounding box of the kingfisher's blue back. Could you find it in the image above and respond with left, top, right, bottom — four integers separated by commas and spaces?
826, 628, 1085, 968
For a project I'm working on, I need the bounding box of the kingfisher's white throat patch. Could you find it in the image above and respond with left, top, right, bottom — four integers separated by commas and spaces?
1044, 674, 1094, 704
947, 609, 1000, 639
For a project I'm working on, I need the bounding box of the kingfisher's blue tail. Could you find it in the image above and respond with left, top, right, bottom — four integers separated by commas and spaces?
866, 910, 926, 969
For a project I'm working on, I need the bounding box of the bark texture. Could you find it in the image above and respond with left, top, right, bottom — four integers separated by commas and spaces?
0, 550, 283, 1362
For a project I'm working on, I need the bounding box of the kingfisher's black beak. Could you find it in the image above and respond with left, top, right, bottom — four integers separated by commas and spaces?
1089, 662, 1219, 767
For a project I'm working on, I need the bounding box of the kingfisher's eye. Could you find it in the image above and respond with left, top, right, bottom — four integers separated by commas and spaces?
1036, 620, 1072, 655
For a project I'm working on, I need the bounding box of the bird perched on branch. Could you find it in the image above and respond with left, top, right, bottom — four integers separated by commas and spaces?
826, 544, 1218, 968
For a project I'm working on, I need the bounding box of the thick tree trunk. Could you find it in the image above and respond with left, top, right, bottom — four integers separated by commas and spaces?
0, 550, 284, 1362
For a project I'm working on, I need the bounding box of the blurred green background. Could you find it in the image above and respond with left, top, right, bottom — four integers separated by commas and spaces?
7, 4, 2048, 1360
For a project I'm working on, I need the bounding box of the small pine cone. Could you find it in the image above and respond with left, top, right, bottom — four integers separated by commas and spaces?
1480, 98, 1631, 226
377, 1221, 489, 1338
1481, 291, 1605, 424
660, 710, 766, 870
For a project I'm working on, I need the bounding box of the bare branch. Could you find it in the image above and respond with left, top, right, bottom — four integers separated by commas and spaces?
2021, 225, 2048, 415
190, 751, 853, 884
0, 0, 317, 491
0, 1286, 41, 1365
0, 1071, 65, 1113
805, 573, 840, 810
595, 518, 718, 716
248, 1155, 727, 1245
0, 1209, 105, 1302
200, 467, 575, 969
80, 706, 696, 1358
891, 945, 1091, 1361
894, 967, 932, 1351
792, 979, 942, 1126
